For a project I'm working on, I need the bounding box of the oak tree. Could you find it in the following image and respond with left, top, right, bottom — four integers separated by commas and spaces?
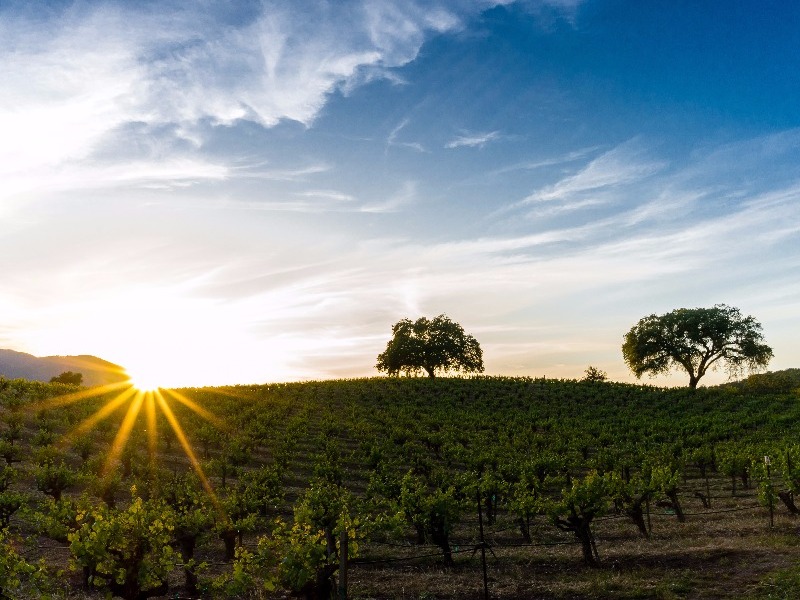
50, 371, 83, 385
622, 304, 772, 389
376, 314, 484, 378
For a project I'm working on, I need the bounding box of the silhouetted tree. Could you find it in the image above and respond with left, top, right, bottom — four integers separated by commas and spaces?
50, 371, 83, 385
376, 314, 484, 378
582, 366, 608, 382
623, 304, 772, 389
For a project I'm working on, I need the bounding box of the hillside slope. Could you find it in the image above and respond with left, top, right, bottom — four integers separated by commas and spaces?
0, 349, 128, 386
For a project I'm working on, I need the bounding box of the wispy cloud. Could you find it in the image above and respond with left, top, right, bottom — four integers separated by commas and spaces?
361, 181, 418, 213
0, 1, 511, 203
295, 190, 357, 203
232, 163, 331, 182
445, 130, 502, 149
5, 130, 797, 384
386, 118, 427, 153
217, 180, 414, 214
491, 146, 599, 175
521, 140, 666, 204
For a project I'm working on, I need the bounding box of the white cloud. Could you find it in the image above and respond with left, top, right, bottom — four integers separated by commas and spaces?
233, 163, 332, 182
0, 1, 510, 204
361, 180, 419, 213
445, 130, 502, 149
0, 7, 144, 180
5, 130, 796, 384
386, 118, 427, 153
296, 190, 357, 203
491, 146, 599, 175
522, 140, 666, 204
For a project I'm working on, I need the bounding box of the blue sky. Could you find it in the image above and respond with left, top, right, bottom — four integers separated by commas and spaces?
1, 0, 798, 386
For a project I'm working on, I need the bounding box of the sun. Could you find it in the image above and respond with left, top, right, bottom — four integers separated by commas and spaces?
126, 372, 162, 393
120, 353, 187, 390
26, 371, 230, 515
122, 356, 175, 392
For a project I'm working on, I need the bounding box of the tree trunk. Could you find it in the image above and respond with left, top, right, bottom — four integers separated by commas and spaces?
518, 516, 532, 543
665, 489, 685, 522
414, 523, 426, 545
485, 492, 495, 525
556, 517, 599, 567
220, 530, 237, 561
778, 491, 799, 514
694, 491, 711, 509
325, 526, 336, 560
178, 531, 198, 595
82, 566, 94, 590
430, 519, 453, 566
626, 503, 649, 538
578, 523, 599, 567
297, 564, 337, 600
688, 373, 699, 389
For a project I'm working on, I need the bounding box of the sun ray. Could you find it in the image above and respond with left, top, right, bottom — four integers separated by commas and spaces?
103, 389, 145, 477
154, 390, 223, 513
27, 380, 133, 414
35, 367, 229, 514
145, 391, 157, 464
162, 388, 230, 433
61, 385, 139, 447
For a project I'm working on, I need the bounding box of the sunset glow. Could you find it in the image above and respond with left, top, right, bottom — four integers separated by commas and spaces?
1, 1, 798, 387
29, 377, 226, 508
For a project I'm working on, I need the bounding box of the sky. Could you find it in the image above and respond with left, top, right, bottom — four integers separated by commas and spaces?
1, 0, 798, 388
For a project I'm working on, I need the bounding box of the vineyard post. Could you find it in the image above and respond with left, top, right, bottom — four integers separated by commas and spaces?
477, 489, 490, 600
338, 529, 348, 600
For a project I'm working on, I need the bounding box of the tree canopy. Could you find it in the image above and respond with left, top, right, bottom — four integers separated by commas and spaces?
50, 371, 83, 385
376, 314, 484, 378
582, 366, 608, 383
622, 304, 773, 389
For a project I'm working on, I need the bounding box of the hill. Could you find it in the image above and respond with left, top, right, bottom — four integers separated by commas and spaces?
3, 376, 800, 598
722, 368, 800, 394
0, 348, 128, 386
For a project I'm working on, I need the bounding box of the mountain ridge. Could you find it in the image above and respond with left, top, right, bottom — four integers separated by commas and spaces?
0, 349, 128, 386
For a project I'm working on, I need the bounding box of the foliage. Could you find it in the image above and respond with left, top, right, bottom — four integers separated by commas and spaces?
157, 473, 213, 595
3, 374, 800, 597
28, 496, 93, 543
397, 471, 463, 563
753, 460, 778, 524
68, 491, 178, 600
0, 440, 22, 465
216, 482, 362, 597
622, 304, 773, 388
546, 471, 612, 566
0, 491, 26, 528
376, 314, 484, 378
737, 369, 800, 395
33, 460, 77, 502
0, 465, 17, 492
0, 529, 48, 599
582, 365, 608, 382
49, 371, 83, 385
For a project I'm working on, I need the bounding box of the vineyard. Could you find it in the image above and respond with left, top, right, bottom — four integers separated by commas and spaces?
1, 374, 800, 599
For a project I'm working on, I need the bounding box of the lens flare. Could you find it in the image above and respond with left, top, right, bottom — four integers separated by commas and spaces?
30, 367, 228, 516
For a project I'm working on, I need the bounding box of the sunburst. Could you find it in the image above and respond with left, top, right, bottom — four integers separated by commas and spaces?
28, 370, 228, 510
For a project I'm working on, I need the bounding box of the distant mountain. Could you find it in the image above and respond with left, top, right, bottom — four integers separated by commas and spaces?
0, 349, 129, 387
